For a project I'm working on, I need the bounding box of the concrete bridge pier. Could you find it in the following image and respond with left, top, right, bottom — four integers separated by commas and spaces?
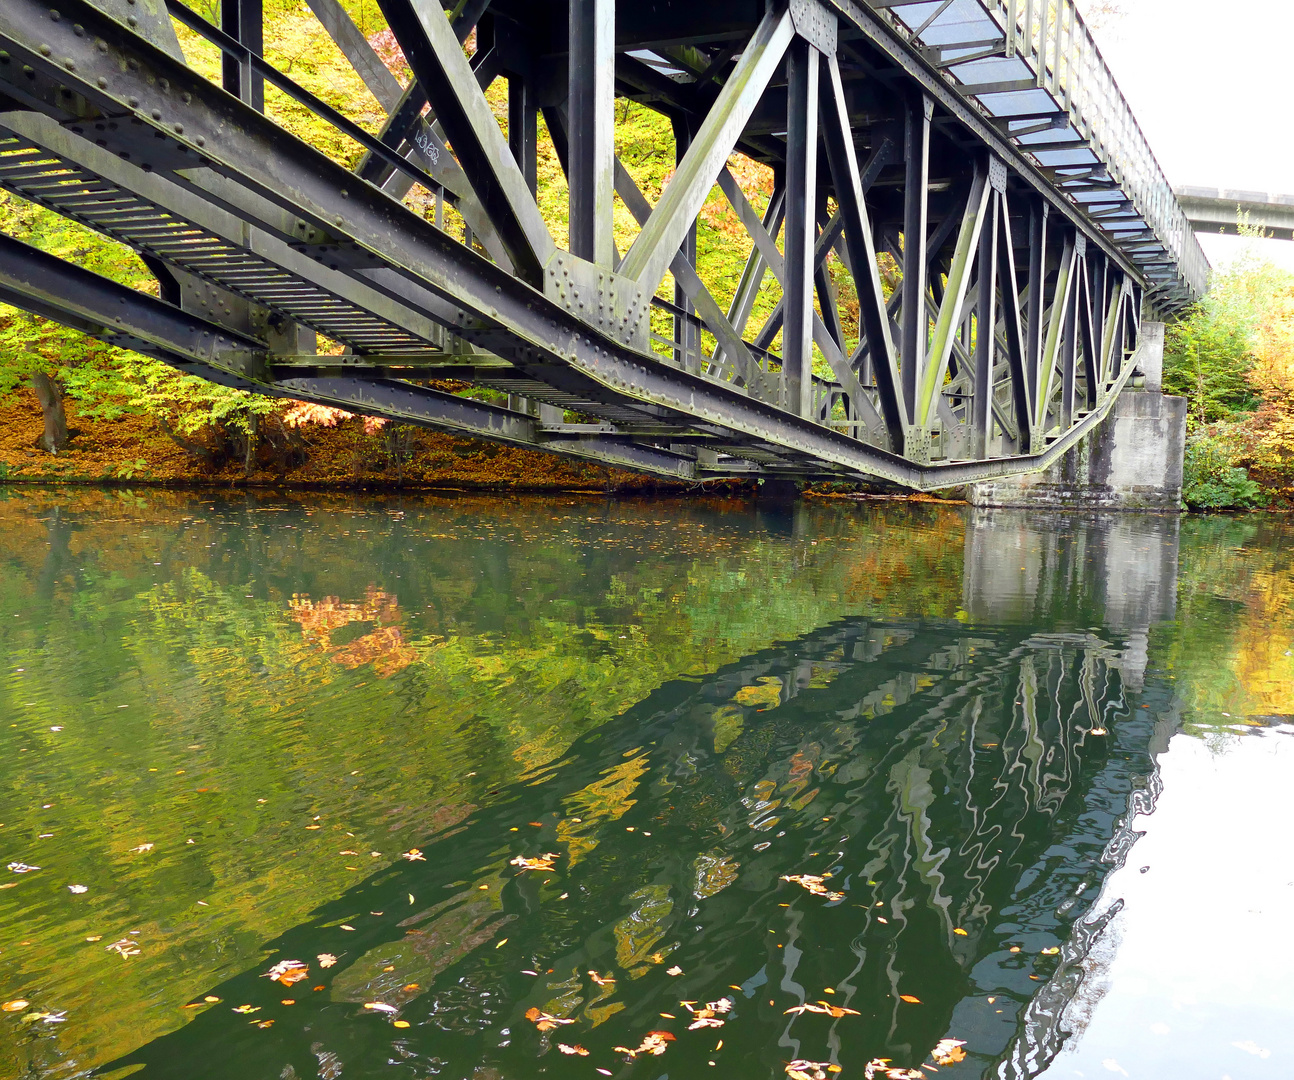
969, 322, 1187, 512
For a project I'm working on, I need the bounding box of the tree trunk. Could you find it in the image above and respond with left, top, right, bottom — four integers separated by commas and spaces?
30, 370, 68, 454
243, 411, 259, 477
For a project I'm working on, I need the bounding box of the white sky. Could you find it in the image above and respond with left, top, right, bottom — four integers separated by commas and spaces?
1088, 0, 1294, 271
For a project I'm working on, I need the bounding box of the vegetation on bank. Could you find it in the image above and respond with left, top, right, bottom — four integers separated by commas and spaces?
1165, 232, 1294, 510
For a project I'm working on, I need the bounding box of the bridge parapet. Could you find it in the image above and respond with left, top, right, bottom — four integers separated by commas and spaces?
868, 0, 1208, 308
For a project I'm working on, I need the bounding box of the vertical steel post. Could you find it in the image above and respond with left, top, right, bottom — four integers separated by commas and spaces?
568, 0, 615, 267
508, 76, 538, 198
784, 38, 819, 418
222, 0, 264, 111
673, 116, 699, 372
1025, 198, 1047, 429
1060, 263, 1078, 428
973, 191, 998, 458
901, 95, 931, 425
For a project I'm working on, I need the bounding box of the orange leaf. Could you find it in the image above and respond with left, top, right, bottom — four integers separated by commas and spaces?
899, 995, 921, 1004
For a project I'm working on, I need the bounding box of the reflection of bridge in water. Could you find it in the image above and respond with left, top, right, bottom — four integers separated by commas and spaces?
101, 511, 1182, 1079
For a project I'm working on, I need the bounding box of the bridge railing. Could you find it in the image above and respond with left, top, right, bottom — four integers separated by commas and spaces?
872, 0, 1210, 306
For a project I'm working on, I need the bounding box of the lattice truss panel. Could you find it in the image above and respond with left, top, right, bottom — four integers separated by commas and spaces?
0, 0, 1180, 487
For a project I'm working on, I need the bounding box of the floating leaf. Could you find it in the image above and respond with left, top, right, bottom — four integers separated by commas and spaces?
231, 1005, 260, 1014
616, 1031, 676, 1058
785, 1060, 842, 1079
931, 1039, 967, 1065
899, 994, 921, 1004
784, 1000, 859, 1018
1040, 947, 1060, 956
558, 1044, 590, 1056
588, 970, 615, 986
953, 928, 968, 936
340, 924, 356, 931
255, 1019, 275, 1028
1, 1001, 29, 1012
666, 966, 683, 976
317, 953, 337, 968
510, 853, 559, 872
67, 885, 88, 894
128, 844, 154, 854
401, 849, 425, 861
525, 1006, 575, 1031
364, 1002, 399, 1014
6, 863, 40, 874
780, 874, 844, 902
106, 938, 141, 958
262, 960, 309, 987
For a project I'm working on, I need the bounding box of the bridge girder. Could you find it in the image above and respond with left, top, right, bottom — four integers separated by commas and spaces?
0, 0, 1182, 487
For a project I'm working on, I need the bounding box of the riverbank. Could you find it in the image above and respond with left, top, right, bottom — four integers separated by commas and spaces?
0, 391, 721, 494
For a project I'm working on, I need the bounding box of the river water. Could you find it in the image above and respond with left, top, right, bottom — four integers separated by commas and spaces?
0, 489, 1291, 1080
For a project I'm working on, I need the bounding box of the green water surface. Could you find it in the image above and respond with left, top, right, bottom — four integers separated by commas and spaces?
1, 489, 1291, 1079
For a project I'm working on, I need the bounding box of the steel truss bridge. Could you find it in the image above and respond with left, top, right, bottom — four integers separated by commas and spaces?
0, 0, 1207, 488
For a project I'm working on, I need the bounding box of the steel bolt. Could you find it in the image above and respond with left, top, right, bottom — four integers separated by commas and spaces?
39, 43, 51, 56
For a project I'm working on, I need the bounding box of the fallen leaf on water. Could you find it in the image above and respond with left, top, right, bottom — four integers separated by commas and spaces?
0, 883, 16, 889
340, 925, 356, 931
784, 1000, 860, 1018
615, 1031, 676, 1058
683, 998, 732, 1029
510, 853, 559, 872
401, 849, 425, 861
128, 844, 154, 854
364, 1002, 398, 1014
6, 863, 40, 874
1089, 727, 1108, 736
305, 825, 321, 830
931, 1038, 967, 1065
588, 971, 615, 986
339, 850, 358, 856
781, 874, 845, 902
659, 1012, 676, 1018
558, 1044, 590, 1056
313, 986, 325, 991
953, 928, 968, 936
203, 996, 220, 1003
666, 966, 683, 976
1009, 946, 1021, 953
262, 960, 309, 987
106, 938, 141, 958
899, 995, 921, 1004
524, 1007, 575, 1031
317, 953, 337, 968
1040, 947, 1060, 956
597, 1070, 612, 1076
85, 936, 102, 943
67, 885, 87, 894
785, 1059, 842, 1079
281, 999, 295, 1006
255, 1019, 274, 1028
2, 1001, 29, 1012
231, 1005, 260, 1014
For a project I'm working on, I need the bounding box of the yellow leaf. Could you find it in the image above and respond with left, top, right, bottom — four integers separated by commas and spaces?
2, 1001, 29, 1012
953, 928, 968, 936
899, 995, 921, 1004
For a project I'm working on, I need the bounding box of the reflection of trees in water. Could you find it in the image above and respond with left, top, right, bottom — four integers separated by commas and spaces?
102, 615, 1170, 1080
287, 588, 427, 676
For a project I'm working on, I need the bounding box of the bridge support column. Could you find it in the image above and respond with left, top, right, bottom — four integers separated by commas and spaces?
968, 322, 1186, 511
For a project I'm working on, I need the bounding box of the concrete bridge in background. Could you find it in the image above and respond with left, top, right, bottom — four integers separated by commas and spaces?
1176, 186, 1294, 242
0, 0, 1204, 494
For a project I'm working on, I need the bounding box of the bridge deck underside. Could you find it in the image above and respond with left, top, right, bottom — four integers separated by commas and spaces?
0, 0, 1193, 487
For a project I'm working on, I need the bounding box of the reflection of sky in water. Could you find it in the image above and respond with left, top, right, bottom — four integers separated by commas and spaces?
1043, 725, 1294, 1079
